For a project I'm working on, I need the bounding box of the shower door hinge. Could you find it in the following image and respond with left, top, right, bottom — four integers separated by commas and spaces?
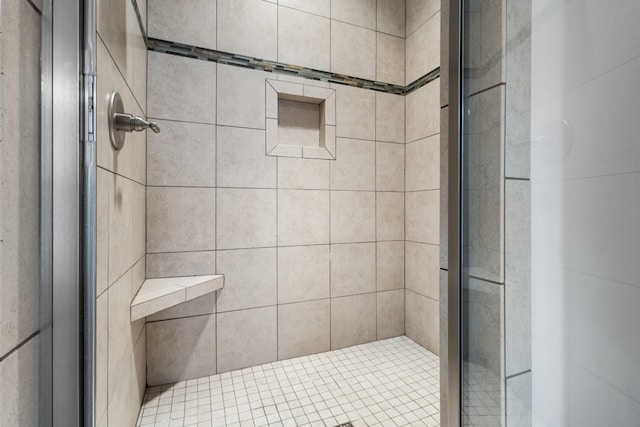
83, 73, 97, 145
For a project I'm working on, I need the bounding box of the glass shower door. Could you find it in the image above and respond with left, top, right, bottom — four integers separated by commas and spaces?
458, 0, 640, 426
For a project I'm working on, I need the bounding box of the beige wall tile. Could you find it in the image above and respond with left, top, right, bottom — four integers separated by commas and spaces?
278, 300, 331, 359
96, 292, 108, 423
97, 168, 110, 297
376, 33, 405, 86
97, 411, 107, 427
377, 289, 405, 339
440, 0, 449, 108
439, 269, 448, 424
280, 0, 330, 17
133, 258, 147, 329
217, 0, 277, 60
147, 315, 216, 385
376, 142, 405, 191
217, 126, 276, 188
377, 0, 405, 37
406, 12, 441, 83
331, 293, 376, 349
137, 0, 147, 30
465, 277, 502, 373
466, 86, 504, 282
334, 84, 376, 140
466, 0, 505, 94
278, 7, 330, 71
216, 188, 277, 249
376, 192, 405, 241
146, 251, 216, 278
0, 337, 38, 426
147, 293, 217, 322
107, 270, 133, 401
217, 306, 277, 372
331, 0, 376, 30
376, 92, 405, 144
406, 134, 440, 191
330, 138, 375, 191
148, 51, 216, 124
331, 243, 376, 297
147, 120, 216, 187
147, 187, 216, 253
406, 78, 440, 143
278, 245, 330, 304
330, 191, 376, 243
97, 0, 127, 78
216, 248, 277, 312
98, 0, 147, 106
132, 329, 146, 411
217, 64, 269, 129
377, 241, 405, 291
107, 365, 134, 427
440, 107, 449, 269
278, 190, 330, 246
406, 0, 440, 36
109, 175, 145, 285
505, 180, 531, 376
96, 39, 146, 184
405, 289, 440, 354
278, 157, 330, 190
148, 0, 216, 49
406, 190, 440, 244
405, 241, 439, 300
331, 21, 376, 81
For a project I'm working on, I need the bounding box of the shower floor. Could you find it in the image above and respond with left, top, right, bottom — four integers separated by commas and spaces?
136, 336, 440, 427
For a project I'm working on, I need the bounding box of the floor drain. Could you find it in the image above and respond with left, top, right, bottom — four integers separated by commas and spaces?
334, 423, 353, 427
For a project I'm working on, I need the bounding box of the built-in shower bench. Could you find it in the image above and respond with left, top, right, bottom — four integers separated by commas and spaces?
130, 275, 224, 321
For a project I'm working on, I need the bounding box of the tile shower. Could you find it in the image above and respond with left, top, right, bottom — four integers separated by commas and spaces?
94, 0, 443, 426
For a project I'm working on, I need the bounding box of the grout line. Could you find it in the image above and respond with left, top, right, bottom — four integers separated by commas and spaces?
505, 370, 531, 380
98, 32, 147, 118
130, 0, 147, 43
0, 331, 39, 362
468, 82, 506, 98
145, 241, 405, 257
405, 289, 439, 303
405, 9, 441, 39
25, 0, 41, 15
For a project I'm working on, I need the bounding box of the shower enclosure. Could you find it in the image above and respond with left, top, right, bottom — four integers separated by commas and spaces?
5, 0, 639, 426
448, 0, 640, 426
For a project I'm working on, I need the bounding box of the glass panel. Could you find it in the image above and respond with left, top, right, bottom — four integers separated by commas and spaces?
461, 0, 640, 426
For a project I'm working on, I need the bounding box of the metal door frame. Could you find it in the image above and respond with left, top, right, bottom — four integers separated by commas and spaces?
40, 0, 97, 424
447, 0, 463, 425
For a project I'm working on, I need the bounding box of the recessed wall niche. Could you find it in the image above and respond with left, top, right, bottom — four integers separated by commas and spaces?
265, 79, 336, 159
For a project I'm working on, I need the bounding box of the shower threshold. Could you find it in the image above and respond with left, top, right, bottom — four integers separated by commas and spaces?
137, 336, 440, 427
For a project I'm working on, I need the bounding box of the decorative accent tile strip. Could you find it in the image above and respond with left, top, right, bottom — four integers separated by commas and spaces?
147, 37, 440, 95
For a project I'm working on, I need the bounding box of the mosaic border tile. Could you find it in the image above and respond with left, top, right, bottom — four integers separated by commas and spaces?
132, 0, 439, 95
146, 37, 440, 96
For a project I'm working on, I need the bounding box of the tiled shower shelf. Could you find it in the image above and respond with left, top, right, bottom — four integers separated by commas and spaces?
131, 275, 224, 321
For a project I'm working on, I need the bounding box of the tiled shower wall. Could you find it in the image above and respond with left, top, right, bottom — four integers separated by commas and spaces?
437, 1, 532, 426
404, 0, 442, 355
144, 0, 414, 386
94, 0, 148, 425
0, 0, 41, 424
